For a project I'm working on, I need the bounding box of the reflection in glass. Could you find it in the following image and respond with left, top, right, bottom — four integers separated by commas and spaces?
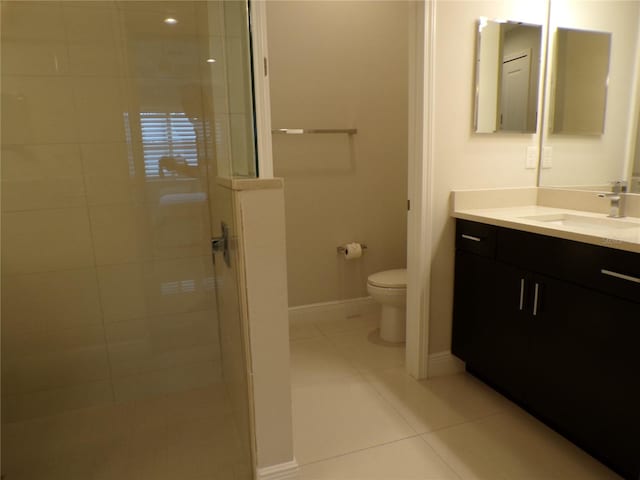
551, 28, 611, 135
140, 112, 199, 177
475, 19, 543, 134
1, 1, 256, 478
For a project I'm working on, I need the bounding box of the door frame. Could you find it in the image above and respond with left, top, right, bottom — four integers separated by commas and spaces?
249, 0, 274, 179
406, 0, 435, 379
250, 0, 434, 378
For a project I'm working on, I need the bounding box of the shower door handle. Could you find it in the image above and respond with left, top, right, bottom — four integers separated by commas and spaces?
211, 221, 231, 268
211, 238, 225, 252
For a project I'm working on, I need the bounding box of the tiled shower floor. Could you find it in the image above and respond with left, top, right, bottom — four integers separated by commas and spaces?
2, 384, 252, 480
289, 312, 622, 479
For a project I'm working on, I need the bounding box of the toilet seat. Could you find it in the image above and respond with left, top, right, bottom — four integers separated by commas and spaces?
367, 269, 407, 289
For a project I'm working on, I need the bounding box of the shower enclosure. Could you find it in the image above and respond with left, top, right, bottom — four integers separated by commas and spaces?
1, 1, 257, 478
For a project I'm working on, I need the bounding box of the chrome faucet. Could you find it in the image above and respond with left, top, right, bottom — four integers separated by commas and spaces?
597, 181, 627, 218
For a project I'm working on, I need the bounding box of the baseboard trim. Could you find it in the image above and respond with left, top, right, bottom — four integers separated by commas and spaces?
256, 459, 299, 480
428, 351, 465, 378
289, 296, 377, 324
289, 296, 375, 313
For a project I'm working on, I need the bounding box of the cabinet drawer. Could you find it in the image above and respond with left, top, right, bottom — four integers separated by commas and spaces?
497, 228, 564, 278
455, 220, 496, 258
497, 227, 640, 304
559, 240, 640, 305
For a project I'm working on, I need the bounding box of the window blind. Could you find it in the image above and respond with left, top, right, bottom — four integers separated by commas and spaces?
140, 112, 198, 177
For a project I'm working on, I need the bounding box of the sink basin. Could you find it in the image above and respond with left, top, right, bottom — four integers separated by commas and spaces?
521, 213, 640, 231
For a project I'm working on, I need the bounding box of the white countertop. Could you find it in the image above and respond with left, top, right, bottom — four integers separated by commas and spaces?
453, 205, 640, 254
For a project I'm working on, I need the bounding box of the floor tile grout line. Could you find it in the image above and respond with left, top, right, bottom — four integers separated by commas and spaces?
289, 341, 360, 381
417, 404, 551, 480
296, 433, 424, 468
416, 407, 511, 436
291, 321, 480, 476
351, 363, 405, 377
356, 366, 425, 437
320, 326, 405, 375
417, 434, 466, 480
290, 328, 371, 376
290, 323, 415, 434
289, 325, 511, 430
356, 366, 514, 439
290, 371, 364, 389
289, 325, 375, 343
289, 312, 379, 338
289, 330, 419, 471
288, 325, 619, 479
323, 325, 384, 339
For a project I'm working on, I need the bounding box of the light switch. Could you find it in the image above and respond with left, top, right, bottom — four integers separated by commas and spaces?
526, 146, 538, 169
542, 146, 553, 168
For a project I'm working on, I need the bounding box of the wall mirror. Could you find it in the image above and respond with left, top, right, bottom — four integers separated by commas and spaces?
550, 27, 611, 135
538, 0, 640, 192
474, 19, 543, 134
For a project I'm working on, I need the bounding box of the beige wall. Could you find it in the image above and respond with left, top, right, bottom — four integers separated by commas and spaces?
428, 0, 547, 354
553, 29, 609, 134
266, 1, 409, 307
633, 122, 640, 192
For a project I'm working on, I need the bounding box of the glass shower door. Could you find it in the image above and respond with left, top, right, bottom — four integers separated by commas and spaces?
1, 1, 256, 478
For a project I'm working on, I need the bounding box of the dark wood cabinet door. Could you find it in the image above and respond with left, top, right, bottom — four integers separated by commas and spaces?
469, 260, 532, 405
452, 250, 496, 364
527, 274, 640, 479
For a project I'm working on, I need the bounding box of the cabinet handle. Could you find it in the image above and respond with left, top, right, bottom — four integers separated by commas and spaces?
533, 282, 540, 316
519, 278, 525, 311
461, 234, 481, 242
601, 269, 640, 284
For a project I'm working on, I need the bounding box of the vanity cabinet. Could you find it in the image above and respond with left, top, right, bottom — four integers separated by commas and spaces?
452, 219, 640, 480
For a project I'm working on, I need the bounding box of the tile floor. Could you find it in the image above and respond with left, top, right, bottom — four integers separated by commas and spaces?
1, 383, 252, 480
290, 311, 622, 479
1, 310, 624, 480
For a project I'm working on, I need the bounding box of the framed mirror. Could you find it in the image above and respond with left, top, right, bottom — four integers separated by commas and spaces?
474, 19, 543, 134
550, 27, 611, 135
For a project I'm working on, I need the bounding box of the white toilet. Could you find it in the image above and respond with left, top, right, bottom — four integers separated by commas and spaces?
367, 269, 407, 343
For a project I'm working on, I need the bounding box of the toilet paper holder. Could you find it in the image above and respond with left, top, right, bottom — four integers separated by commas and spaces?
336, 243, 368, 254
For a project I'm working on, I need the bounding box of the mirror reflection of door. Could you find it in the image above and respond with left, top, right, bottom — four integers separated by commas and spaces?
474, 19, 542, 134
501, 50, 532, 131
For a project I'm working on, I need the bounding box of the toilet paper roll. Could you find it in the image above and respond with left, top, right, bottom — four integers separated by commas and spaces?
343, 242, 363, 260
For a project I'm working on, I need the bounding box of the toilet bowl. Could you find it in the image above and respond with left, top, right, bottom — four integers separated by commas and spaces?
367, 269, 407, 343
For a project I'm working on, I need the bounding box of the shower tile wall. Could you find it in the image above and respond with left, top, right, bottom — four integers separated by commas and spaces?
0, 1, 244, 423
